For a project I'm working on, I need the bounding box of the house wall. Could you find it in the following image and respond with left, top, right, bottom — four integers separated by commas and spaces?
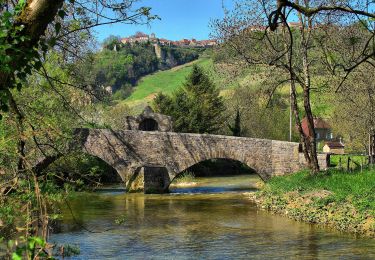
323, 145, 345, 155
330, 148, 345, 155
323, 145, 330, 153
316, 128, 332, 141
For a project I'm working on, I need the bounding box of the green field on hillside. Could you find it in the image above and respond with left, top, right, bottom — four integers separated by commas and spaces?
122, 55, 333, 118
125, 58, 213, 104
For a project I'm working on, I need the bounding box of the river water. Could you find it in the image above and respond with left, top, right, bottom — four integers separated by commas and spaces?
51, 175, 375, 259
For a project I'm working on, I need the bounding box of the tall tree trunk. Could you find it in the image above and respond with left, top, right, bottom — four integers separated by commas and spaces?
298, 0, 320, 173
281, 9, 312, 168
290, 78, 311, 165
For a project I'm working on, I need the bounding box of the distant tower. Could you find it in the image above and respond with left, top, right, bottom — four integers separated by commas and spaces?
150, 33, 156, 39
154, 43, 162, 59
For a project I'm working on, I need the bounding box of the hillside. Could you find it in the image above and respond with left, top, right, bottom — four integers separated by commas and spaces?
121, 57, 214, 111
120, 55, 333, 119
88, 42, 200, 101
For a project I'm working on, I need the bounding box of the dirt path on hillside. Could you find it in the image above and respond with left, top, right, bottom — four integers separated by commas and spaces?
170, 59, 200, 72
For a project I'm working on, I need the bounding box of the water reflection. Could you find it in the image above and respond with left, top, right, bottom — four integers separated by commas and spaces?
52, 175, 375, 259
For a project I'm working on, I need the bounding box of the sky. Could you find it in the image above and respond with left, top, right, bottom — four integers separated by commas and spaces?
95, 0, 233, 43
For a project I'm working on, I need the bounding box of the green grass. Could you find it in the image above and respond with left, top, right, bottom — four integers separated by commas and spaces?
125, 58, 213, 102
121, 57, 213, 113
330, 154, 368, 168
266, 169, 375, 214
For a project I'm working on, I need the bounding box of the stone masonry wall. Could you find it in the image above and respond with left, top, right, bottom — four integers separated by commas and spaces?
75, 128, 328, 191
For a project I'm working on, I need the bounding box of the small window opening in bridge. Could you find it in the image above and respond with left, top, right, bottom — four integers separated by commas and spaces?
139, 118, 159, 131
45, 152, 122, 189
169, 158, 262, 193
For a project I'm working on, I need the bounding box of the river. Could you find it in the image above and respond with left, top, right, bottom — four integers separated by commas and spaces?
51, 175, 375, 259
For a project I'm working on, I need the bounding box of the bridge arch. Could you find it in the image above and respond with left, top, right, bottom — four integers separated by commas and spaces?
169, 158, 261, 191
169, 155, 268, 182
50, 152, 122, 185
171, 157, 256, 177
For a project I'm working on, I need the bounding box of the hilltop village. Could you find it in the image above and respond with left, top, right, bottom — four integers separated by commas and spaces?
121, 32, 218, 48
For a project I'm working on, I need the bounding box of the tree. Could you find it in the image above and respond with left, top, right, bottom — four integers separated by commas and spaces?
0, 1, 157, 255
330, 65, 375, 153
0, 1, 157, 173
102, 35, 122, 50
224, 86, 291, 140
212, 0, 374, 173
153, 65, 225, 133
228, 109, 242, 136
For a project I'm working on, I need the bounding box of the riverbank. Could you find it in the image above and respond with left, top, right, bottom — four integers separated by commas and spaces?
51, 178, 375, 258
248, 169, 375, 237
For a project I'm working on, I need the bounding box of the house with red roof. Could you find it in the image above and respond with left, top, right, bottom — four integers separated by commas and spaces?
301, 117, 333, 142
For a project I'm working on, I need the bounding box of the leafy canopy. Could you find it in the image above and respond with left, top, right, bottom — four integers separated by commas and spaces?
153, 65, 225, 133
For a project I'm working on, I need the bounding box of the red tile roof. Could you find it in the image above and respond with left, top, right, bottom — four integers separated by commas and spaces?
301, 117, 331, 137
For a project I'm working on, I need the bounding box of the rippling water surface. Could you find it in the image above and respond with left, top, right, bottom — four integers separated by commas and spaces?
51, 175, 375, 259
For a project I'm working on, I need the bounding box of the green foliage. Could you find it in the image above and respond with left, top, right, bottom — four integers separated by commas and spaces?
102, 35, 122, 50
0, 3, 66, 118
159, 46, 201, 69
174, 171, 195, 184
228, 109, 241, 136
256, 168, 375, 236
47, 153, 119, 190
329, 154, 368, 170
0, 51, 87, 173
58, 244, 80, 257
115, 214, 127, 225
7, 236, 52, 260
186, 158, 255, 177
153, 65, 225, 133
112, 83, 133, 100
225, 86, 292, 140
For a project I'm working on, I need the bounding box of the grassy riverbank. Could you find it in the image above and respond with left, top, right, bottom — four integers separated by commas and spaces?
249, 169, 375, 237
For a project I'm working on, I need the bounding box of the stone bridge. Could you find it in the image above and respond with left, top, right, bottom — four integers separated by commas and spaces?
74, 128, 328, 193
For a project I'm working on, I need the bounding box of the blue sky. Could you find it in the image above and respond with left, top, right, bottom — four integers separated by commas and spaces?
95, 0, 233, 43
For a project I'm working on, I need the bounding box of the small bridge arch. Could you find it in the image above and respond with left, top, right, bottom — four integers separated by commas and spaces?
139, 118, 159, 131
